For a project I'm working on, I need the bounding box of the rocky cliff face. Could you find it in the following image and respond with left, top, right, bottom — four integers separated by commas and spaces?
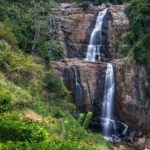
52, 3, 111, 59
51, 4, 128, 59
52, 59, 106, 112
51, 3, 150, 133
114, 58, 150, 131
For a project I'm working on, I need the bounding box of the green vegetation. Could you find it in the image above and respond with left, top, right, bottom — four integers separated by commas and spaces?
125, 0, 150, 69
0, 1, 111, 149
78, 112, 93, 129
68, 0, 129, 5
0, 42, 111, 150
124, 0, 150, 100
0, 88, 13, 113
1, 0, 149, 148
0, 0, 65, 61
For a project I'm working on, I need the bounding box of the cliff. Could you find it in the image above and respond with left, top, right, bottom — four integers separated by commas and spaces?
52, 3, 150, 136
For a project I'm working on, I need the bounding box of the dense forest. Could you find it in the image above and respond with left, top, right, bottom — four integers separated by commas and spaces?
0, 0, 149, 149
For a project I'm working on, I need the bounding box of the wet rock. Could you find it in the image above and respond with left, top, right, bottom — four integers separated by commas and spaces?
128, 131, 136, 142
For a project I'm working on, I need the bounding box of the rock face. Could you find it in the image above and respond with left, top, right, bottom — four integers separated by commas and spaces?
52, 4, 129, 59
52, 3, 150, 134
107, 5, 129, 58
52, 59, 106, 111
114, 58, 150, 131
52, 3, 114, 59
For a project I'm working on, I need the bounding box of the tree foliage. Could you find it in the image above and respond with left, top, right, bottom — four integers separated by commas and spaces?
125, 0, 150, 69
67, 0, 129, 5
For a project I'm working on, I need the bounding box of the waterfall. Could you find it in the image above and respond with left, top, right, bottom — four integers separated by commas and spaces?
101, 63, 128, 142
85, 8, 107, 62
83, 7, 128, 142
101, 63, 115, 139
72, 66, 83, 105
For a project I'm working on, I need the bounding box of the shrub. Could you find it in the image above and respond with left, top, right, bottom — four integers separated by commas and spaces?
125, 0, 150, 69
0, 22, 17, 47
0, 47, 44, 87
0, 113, 48, 142
47, 41, 65, 60
0, 0, 57, 57
0, 140, 98, 150
44, 72, 69, 99
0, 88, 12, 113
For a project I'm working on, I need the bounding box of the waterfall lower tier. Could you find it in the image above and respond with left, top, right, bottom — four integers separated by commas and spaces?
85, 8, 107, 62
102, 63, 115, 137
101, 63, 128, 142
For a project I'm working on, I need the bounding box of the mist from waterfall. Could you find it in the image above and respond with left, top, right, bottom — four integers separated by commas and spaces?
85, 8, 107, 62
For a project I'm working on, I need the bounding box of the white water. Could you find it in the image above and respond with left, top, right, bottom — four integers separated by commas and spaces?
72, 66, 83, 105
102, 63, 115, 139
85, 8, 107, 62
101, 63, 128, 142
83, 7, 128, 141
72, 66, 80, 86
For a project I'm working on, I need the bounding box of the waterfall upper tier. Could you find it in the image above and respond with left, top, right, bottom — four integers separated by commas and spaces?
85, 8, 108, 62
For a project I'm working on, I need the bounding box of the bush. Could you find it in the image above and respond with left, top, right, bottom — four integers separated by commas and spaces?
0, 22, 17, 47
44, 72, 69, 99
125, 0, 150, 69
47, 41, 65, 60
0, 73, 33, 108
0, 0, 57, 57
0, 113, 48, 142
68, 0, 128, 5
0, 140, 97, 150
0, 46, 44, 87
0, 88, 12, 113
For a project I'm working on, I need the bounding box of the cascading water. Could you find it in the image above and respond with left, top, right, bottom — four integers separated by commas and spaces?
83, 8, 128, 142
72, 66, 83, 106
101, 63, 115, 139
101, 63, 128, 142
85, 8, 107, 62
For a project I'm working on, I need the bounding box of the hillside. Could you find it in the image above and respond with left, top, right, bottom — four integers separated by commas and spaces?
0, 0, 149, 150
